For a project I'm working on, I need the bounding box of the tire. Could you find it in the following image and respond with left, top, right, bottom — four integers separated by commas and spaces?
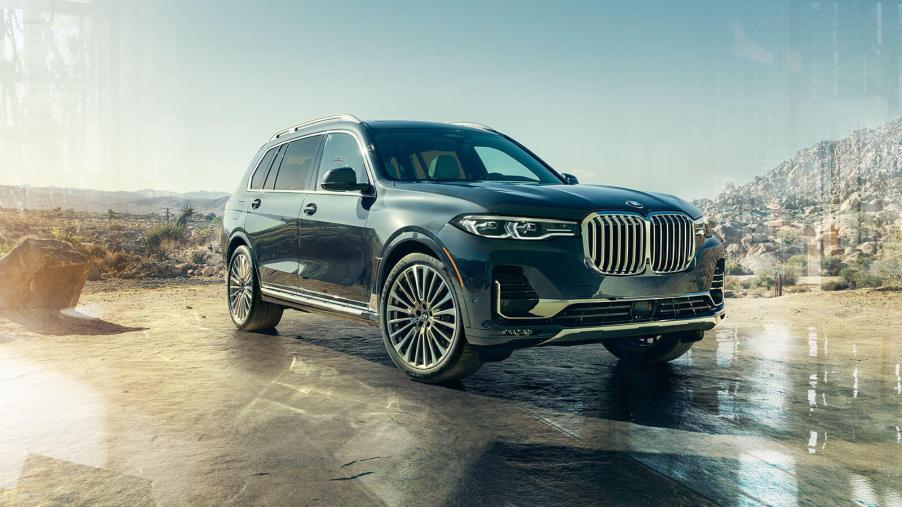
380, 252, 483, 384
603, 331, 698, 365
227, 245, 283, 331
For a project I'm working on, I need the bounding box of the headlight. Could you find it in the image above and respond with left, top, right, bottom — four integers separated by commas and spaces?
694, 216, 713, 237
452, 215, 578, 240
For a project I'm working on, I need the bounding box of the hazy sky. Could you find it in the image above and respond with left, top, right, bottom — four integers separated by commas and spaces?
1, 0, 900, 199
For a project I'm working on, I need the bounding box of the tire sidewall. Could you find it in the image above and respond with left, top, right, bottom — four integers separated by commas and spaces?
605, 333, 689, 365
379, 253, 465, 379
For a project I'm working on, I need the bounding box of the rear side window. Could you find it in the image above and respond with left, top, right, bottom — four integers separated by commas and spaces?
316, 133, 368, 188
249, 147, 278, 189
272, 136, 322, 191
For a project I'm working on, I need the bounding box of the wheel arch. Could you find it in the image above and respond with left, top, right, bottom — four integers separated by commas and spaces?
377, 235, 444, 297
226, 231, 252, 262
375, 231, 472, 329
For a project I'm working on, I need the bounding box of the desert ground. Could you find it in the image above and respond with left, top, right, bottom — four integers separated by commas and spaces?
0, 282, 899, 506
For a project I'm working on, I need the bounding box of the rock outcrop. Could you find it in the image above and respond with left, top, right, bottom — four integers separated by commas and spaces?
696, 117, 902, 276
0, 238, 89, 309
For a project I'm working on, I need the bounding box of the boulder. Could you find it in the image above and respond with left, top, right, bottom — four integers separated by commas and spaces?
840, 192, 861, 212
0, 238, 89, 310
740, 252, 779, 274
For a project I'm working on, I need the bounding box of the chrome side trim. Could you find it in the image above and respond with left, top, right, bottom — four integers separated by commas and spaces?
538, 310, 725, 346
271, 114, 361, 141
494, 283, 717, 320
261, 285, 375, 318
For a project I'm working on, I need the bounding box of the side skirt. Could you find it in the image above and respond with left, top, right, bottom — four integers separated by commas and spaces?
261, 285, 379, 325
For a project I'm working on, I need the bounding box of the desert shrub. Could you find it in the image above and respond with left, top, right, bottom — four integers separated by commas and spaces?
740, 279, 753, 290
51, 227, 84, 246
101, 250, 137, 272
775, 228, 802, 246
821, 280, 849, 291
753, 271, 775, 289
205, 212, 217, 221
725, 259, 746, 275
820, 255, 842, 276
786, 254, 808, 270
839, 258, 881, 289
0, 238, 11, 258
144, 224, 186, 257
781, 264, 799, 286
176, 205, 196, 228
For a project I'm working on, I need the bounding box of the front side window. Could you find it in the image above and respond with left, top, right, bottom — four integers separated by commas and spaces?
272, 136, 322, 191
371, 129, 562, 183
316, 133, 367, 188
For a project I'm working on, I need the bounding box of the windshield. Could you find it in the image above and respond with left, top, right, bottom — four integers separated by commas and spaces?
370, 129, 563, 183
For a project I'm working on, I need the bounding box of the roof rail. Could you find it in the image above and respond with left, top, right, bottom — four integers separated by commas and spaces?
271, 114, 361, 141
448, 121, 496, 132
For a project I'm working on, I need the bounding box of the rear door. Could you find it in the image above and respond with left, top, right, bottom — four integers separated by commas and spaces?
244, 135, 322, 290
296, 132, 374, 304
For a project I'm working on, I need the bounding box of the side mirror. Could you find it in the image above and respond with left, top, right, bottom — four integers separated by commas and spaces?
562, 173, 579, 185
321, 167, 373, 193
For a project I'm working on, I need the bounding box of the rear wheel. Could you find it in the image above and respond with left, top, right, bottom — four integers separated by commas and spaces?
603, 331, 698, 365
380, 253, 483, 384
228, 245, 283, 331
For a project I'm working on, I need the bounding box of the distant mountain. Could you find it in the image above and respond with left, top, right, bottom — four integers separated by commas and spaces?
696, 118, 902, 277
0, 186, 230, 216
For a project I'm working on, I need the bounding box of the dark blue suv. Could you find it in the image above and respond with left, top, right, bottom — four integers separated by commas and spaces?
223, 115, 726, 383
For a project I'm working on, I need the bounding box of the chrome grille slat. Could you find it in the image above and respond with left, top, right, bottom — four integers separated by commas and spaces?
583, 212, 695, 275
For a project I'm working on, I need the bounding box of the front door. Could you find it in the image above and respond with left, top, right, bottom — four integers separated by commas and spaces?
244, 135, 322, 289
297, 132, 373, 304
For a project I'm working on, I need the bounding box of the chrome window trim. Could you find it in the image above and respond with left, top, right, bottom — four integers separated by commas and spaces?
246, 129, 377, 196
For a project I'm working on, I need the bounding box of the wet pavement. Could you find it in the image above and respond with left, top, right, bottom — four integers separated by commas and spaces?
0, 284, 900, 505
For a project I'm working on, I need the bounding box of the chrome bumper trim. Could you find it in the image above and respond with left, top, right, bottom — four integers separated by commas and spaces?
494, 283, 717, 320
538, 308, 725, 346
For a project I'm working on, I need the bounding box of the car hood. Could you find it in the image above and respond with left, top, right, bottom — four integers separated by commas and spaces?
396, 181, 702, 221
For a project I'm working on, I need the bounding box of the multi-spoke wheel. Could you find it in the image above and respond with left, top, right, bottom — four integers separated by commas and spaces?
603, 331, 700, 365
227, 245, 283, 331
380, 253, 483, 383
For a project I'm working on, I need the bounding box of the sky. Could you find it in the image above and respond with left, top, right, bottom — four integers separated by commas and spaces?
0, 0, 900, 200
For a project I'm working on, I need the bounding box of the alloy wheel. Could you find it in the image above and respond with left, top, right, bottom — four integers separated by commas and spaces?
228, 252, 253, 323
386, 264, 458, 369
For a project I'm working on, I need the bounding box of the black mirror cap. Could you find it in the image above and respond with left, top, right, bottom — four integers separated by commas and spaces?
562, 173, 579, 185
321, 167, 372, 193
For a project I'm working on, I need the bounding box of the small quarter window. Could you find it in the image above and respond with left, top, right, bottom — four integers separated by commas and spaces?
249, 147, 278, 190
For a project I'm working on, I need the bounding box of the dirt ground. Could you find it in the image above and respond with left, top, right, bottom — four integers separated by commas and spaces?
1, 284, 900, 505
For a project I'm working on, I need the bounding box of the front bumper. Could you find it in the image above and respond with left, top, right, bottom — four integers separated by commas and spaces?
437, 224, 726, 347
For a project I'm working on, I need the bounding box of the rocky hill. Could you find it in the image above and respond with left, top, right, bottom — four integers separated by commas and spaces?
0, 186, 230, 217
696, 118, 902, 286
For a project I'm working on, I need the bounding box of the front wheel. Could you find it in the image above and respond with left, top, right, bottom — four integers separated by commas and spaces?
603, 331, 699, 365
228, 245, 283, 331
380, 253, 483, 384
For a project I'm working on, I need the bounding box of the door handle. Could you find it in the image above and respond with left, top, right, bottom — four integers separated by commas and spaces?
303, 203, 317, 216
251, 198, 261, 209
